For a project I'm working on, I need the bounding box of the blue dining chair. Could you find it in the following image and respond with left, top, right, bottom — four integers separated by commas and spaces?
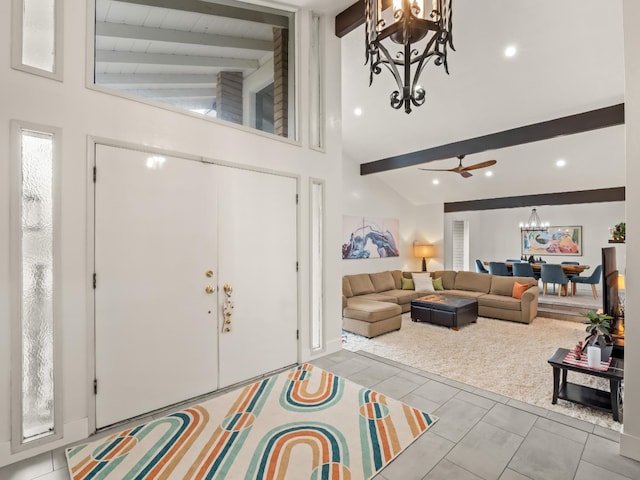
506, 259, 522, 263
475, 259, 489, 274
561, 260, 581, 280
540, 264, 570, 296
488, 261, 510, 276
512, 262, 537, 281
571, 264, 602, 298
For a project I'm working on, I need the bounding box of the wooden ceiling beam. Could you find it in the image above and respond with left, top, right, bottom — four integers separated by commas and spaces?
444, 187, 626, 213
113, 0, 290, 28
96, 22, 273, 51
334, 0, 392, 38
95, 50, 258, 70
360, 103, 625, 175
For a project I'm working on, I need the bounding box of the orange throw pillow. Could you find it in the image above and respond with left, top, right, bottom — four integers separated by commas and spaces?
512, 281, 529, 299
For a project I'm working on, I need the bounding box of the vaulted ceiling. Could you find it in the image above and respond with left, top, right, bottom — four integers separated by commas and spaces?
95, 0, 626, 207
337, 0, 626, 205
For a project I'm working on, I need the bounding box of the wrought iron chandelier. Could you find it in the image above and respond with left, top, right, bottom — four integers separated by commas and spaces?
365, 0, 454, 113
519, 208, 549, 231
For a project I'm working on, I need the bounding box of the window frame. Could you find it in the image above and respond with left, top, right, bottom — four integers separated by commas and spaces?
309, 178, 326, 353
11, 0, 64, 81
86, 0, 299, 144
308, 12, 325, 152
10, 120, 64, 452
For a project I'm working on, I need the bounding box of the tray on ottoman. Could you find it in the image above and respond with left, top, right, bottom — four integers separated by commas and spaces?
411, 294, 478, 330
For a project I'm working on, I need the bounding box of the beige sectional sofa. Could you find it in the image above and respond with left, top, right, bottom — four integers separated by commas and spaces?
342, 270, 539, 337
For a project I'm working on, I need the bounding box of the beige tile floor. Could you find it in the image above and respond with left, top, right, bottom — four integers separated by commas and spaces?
2, 349, 638, 480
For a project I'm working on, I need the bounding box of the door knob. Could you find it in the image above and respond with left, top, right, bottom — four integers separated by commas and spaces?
205, 285, 215, 294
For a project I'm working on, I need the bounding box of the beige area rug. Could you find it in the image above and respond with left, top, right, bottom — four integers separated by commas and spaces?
343, 314, 622, 431
66, 363, 437, 479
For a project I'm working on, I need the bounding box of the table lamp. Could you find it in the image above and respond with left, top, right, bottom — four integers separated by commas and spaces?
414, 244, 435, 272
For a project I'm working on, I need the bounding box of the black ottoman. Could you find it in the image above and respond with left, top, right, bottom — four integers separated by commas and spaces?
411, 294, 478, 330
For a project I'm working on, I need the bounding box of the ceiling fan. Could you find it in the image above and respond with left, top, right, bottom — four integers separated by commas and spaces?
418, 155, 497, 178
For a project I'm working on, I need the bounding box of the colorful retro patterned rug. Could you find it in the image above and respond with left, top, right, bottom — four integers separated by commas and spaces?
66, 363, 437, 479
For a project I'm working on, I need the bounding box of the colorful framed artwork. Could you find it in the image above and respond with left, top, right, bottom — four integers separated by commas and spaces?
521, 226, 582, 256
342, 216, 400, 259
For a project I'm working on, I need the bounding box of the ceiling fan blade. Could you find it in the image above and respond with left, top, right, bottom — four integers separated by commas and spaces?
460, 171, 473, 178
418, 167, 456, 172
461, 159, 497, 171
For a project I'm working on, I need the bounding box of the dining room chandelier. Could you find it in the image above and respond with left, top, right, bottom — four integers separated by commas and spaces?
519, 208, 549, 231
365, 0, 454, 113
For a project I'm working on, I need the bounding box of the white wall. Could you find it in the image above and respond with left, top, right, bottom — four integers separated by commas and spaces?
341, 155, 445, 275
444, 202, 626, 276
621, 0, 640, 461
0, 3, 343, 467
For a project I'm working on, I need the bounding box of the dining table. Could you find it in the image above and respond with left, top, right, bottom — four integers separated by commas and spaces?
483, 261, 590, 276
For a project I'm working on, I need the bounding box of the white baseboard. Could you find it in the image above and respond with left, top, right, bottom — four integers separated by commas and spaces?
620, 430, 640, 461
325, 337, 343, 354
0, 417, 89, 468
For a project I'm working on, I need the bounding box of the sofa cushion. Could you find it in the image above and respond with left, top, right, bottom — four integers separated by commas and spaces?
512, 281, 529, 299
377, 289, 420, 305
370, 271, 396, 293
348, 274, 376, 296
401, 277, 415, 290
445, 290, 486, 299
344, 298, 402, 322
390, 270, 403, 289
454, 271, 492, 293
490, 275, 537, 296
478, 294, 522, 311
356, 293, 399, 304
412, 273, 434, 292
433, 277, 444, 290
432, 271, 457, 290
342, 276, 353, 298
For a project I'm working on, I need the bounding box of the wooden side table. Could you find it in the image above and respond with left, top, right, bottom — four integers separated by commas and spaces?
547, 348, 624, 422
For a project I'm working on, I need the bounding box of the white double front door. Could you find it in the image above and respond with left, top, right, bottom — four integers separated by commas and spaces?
94, 145, 297, 429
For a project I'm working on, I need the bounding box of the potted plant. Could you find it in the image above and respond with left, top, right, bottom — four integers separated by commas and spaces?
580, 310, 614, 361
611, 222, 625, 241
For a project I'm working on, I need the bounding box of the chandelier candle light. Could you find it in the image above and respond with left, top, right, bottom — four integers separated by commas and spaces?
519, 208, 549, 231
365, 0, 454, 113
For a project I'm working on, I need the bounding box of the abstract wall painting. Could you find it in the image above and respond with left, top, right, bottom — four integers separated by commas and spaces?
521, 226, 582, 256
342, 216, 400, 259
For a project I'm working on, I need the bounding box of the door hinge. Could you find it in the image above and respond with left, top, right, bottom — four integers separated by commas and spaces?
93, 273, 97, 289
296, 261, 299, 272
295, 194, 298, 204
93, 166, 97, 183
93, 379, 98, 395
296, 329, 299, 340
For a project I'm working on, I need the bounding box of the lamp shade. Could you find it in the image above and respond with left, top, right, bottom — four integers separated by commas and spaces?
414, 244, 435, 258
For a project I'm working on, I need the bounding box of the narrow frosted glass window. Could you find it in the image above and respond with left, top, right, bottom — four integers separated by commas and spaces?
309, 13, 325, 150
310, 180, 325, 351
20, 130, 55, 441
12, 0, 62, 79
22, 0, 56, 71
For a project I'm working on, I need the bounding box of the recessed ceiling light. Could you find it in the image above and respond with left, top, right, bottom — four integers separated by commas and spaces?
504, 45, 517, 58
354, 107, 363, 116
556, 159, 567, 167
485, 171, 493, 177
432, 179, 440, 185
